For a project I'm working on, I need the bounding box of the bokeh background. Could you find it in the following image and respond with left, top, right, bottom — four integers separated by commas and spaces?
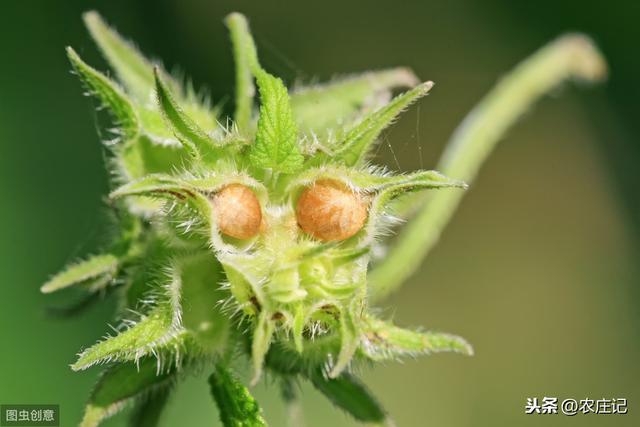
1, 0, 639, 426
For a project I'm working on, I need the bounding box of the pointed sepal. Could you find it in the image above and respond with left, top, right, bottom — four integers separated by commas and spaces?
291, 67, 419, 137
326, 81, 433, 166
41, 254, 118, 294
153, 68, 221, 160
361, 317, 473, 361
67, 47, 139, 139
329, 304, 361, 378
72, 273, 183, 371
250, 310, 275, 385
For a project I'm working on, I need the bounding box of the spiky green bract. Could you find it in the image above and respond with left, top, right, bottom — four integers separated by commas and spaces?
44, 9, 604, 427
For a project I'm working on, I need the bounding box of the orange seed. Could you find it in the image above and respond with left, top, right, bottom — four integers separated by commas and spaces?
213, 184, 262, 239
296, 179, 368, 242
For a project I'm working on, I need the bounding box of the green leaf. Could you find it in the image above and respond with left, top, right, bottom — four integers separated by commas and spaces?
72, 274, 183, 370
41, 254, 118, 294
309, 371, 386, 423
83, 11, 157, 101
67, 47, 139, 139
154, 68, 221, 160
225, 13, 258, 132
250, 310, 275, 385
327, 81, 433, 167
80, 358, 175, 427
361, 317, 473, 361
249, 69, 303, 174
208, 364, 267, 427
291, 67, 418, 136
128, 387, 171, 427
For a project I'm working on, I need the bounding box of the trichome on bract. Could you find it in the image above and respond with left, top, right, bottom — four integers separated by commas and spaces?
42, 10, 606, 427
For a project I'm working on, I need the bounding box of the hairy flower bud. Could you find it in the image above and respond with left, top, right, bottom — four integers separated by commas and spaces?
213, 184, 262, 239
296, 179, 368, 241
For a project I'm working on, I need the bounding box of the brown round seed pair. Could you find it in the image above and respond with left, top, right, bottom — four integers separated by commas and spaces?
213, 179, 367, 241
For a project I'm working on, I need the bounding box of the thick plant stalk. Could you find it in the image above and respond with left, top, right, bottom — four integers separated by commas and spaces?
369, 34, 607, 302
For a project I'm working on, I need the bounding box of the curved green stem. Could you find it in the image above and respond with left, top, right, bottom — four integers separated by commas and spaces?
369, 34, 607, 302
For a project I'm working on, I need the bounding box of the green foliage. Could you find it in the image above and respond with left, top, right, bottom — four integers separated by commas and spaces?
67, 47, 139, 139
291, 67, 419, 138
327, 81, 434, 167
208, 364, 267, 427
153, 68, 221, 160
249, 69, 303, 175
361, 317, 473, 361
225, 13, 258, 132
41, 254, 118, 294
310, 371, 386, 423
80, 358, 175, 427
44, 10, 606, 427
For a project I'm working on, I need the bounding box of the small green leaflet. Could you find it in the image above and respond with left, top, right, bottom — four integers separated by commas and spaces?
208, 364, 267, 427
249, 69, 303, 174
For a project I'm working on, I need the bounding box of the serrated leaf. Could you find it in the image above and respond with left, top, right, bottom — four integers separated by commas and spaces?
309, 371, 386, 423
83, 11, 157, 102
326, 81, 433, 167
67, 47, 139, 139
72, 275, 182, 370
291, 67, 418, 137
249, 69, 303, 173
41, 254, 118, 294
80, 358, 175, 427
154, 68, 221, 160
225, 13, 258, 132
209, 364, 267, 427
361, 317, 473, 361
251, 309, 275, 385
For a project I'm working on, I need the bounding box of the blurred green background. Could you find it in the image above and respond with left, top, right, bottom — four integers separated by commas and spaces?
1, 0, 639, 426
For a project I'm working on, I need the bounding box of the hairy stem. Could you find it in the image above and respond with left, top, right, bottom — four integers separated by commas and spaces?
369, 34, 607, 302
